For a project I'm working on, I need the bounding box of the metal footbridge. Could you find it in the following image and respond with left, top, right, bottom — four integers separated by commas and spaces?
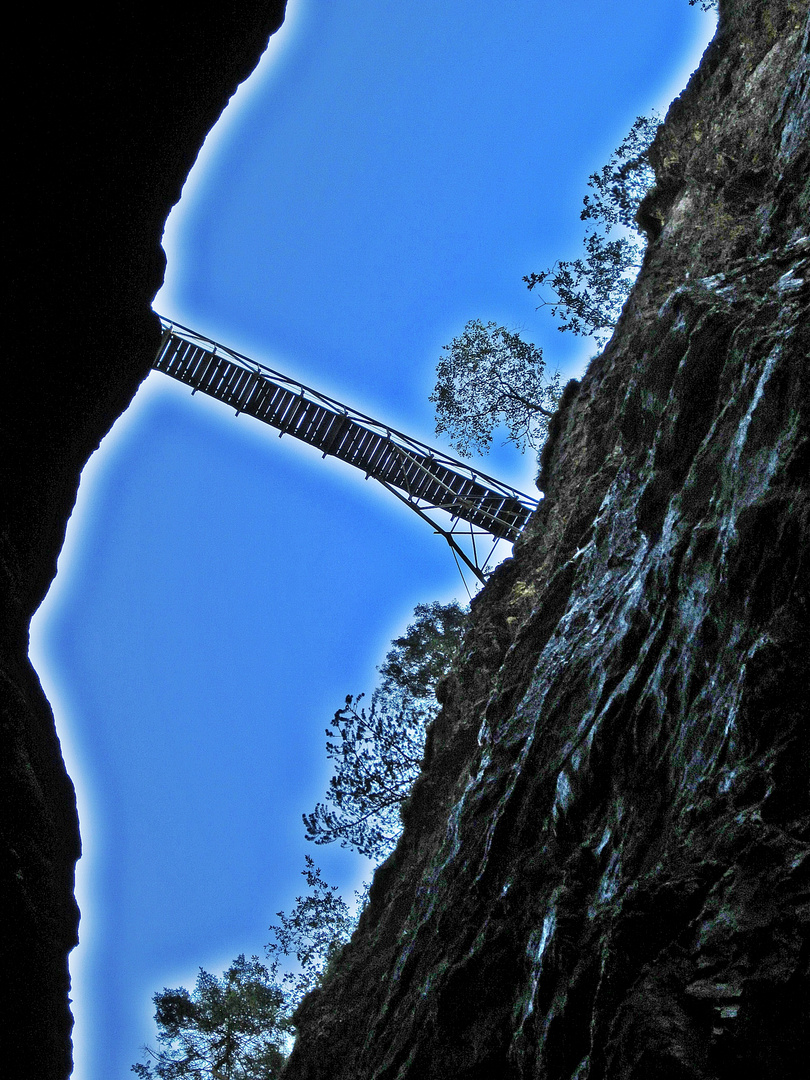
153, 317, 538, 585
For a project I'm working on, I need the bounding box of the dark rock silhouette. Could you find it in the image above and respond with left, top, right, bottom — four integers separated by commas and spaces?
283, 2, 809, 1076
3, 5, 288, 1078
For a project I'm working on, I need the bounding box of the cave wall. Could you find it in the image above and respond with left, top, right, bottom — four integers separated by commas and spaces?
2, 5, 287, 1076
284, 2, 809, 1076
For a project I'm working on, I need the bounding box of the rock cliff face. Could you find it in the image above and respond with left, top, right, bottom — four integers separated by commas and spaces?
3, 2, 807, 1077
284, 2, 809, 1077
3, 6, 287, 1077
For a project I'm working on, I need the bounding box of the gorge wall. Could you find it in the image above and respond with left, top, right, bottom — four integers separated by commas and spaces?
284, 2, 809, 1077
3, 2, 807, 1078
3, 5, 287, 1077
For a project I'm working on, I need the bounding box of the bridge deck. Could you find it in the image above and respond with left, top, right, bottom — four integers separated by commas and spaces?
153, 319, 537, 544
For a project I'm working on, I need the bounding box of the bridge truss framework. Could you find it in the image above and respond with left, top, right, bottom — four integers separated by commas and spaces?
152, 317, 539, 587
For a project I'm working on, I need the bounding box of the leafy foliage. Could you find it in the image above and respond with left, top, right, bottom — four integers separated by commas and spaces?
303, 601, 467, 860
303, 691, 424, 860
132, 955, 290, 1080
136, 603, 466, 1076
377, 600, 467, 700
524, 113, 660, 345
689, 0, 717, 11
265, 855, 364, 1009
430, 320, 561, 457
135, 866, 366, 1079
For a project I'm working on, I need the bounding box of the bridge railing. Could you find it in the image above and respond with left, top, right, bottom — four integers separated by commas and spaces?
152, 316, 539, 583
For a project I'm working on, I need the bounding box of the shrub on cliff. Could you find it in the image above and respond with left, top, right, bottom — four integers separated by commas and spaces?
432, 114, 660, 461
303, 600, 467, 861
265, 855, 365, 1009
135, 603, 467, 1073
523, 112, 661, 345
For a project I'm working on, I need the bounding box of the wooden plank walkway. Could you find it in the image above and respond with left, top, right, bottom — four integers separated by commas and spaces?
152, 318, 538, 549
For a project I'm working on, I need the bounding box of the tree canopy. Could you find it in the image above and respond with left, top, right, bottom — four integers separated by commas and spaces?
430, 320, 561, 458
136, 601, 466, 1078
132, 955, 290, 1080
303, 601, 467, 861
523, 113, 660, 345
265, 854, 363, 1009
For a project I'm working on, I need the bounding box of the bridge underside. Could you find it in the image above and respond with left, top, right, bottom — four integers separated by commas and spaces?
153, 319, 538, 585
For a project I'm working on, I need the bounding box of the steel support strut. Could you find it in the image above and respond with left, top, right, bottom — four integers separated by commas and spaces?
152, 316, 539, 583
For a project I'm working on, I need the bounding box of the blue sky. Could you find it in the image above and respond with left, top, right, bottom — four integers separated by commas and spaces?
31, 2, 716, 1075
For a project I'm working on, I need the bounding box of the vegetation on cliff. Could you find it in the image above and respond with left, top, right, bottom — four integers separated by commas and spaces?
303, 601, 467, 860
433, 111, 660, 463
132, 955, 290, 1079
523, 112, 660, 344
132, 99, 677, 1076
431, 322, 561, 457
134, 600, 467, 1076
